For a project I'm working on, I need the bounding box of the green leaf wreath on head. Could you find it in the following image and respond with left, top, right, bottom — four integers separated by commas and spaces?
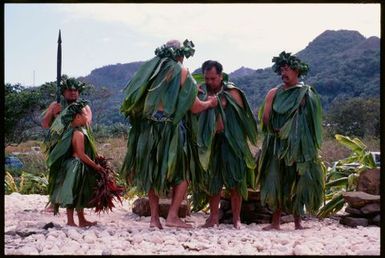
154, 39, 195, 60
272, 51, 309, 76
61, 99, 89, 127
60, 76, 87, 94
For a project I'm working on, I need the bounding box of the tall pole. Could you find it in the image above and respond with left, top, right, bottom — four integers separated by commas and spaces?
56, 30, 62, 103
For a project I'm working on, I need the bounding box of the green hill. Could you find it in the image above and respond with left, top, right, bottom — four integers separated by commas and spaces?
78, 29, 379, 124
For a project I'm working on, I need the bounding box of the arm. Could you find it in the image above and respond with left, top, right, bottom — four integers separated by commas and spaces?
41, 102, 61, 128
262, 87, 278, 125
72, 130, 103, 173
190, 95, 218, 114
180, 66, 218, 114
83, 105, 93, 126
228, 88, 244, 108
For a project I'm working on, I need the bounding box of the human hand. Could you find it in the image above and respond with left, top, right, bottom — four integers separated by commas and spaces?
95, 164, 105, 174
51, 103, 62, 117
207, 95, 218, 108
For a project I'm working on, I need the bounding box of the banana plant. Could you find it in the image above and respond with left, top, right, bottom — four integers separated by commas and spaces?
317, 134, 377, 218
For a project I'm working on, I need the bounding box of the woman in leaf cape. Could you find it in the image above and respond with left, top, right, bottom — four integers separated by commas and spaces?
193, 60, 258, 229
47, 99, 104, 227
257, 51, 324, 230
120, 39, 217, 229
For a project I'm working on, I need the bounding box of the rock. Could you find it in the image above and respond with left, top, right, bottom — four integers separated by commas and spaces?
43, 222, 55, 230
15, 245, 39, 255
371, 214, 380, 226
132, 198, 151, 217
342, 191, 380, 208
66, 228, 83, 241
280, 215, 294, 224
356, 168, 380, 195
339, 216, 369, 227
360, 203, 380, 215
220, 199, 231, 210
102, 249, 112, 255
132, 197, 190, 218
247, 190, 261, 201
345, 206, 363, 217
293, 244, 312, 255
159, 198, 190, 218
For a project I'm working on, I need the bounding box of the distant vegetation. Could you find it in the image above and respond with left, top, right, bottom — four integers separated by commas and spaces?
4, 30, 380, 145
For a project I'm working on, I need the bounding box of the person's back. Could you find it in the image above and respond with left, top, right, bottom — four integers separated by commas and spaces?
120, 39, 217, 229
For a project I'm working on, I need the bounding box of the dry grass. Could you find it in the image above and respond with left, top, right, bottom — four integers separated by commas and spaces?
320, 136, 380, 166
96, 137, 128, 173
5, 135, 380, 175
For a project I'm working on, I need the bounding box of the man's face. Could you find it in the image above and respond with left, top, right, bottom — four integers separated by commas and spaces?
63, 88, 79, 103
204, 67, 222, 91
280, 65, 299, 85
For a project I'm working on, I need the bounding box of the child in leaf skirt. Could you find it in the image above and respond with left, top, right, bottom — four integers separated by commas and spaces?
47, 99, 105, 227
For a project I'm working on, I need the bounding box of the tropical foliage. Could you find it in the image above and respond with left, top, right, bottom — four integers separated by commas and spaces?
317, 134, 377, 218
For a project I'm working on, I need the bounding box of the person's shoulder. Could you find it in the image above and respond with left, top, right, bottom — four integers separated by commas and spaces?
267, 85, 280, 95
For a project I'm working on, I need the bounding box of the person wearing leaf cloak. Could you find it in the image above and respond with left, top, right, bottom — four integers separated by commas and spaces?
257, 51, 324, 230
41, 76, 92, 212
47, 99, 105, 227
195, 60, 258, 229
120, 39, 218, 229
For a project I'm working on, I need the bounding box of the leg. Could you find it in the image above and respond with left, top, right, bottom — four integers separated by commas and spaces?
294, 215, 308, 230
148, 188, 163, 229
263, 208, 281, 230
77, 209, 97, 227
230, 188, 242, 229
201, 194, 220, 228
66, 208, 77, 227
165, 180, 192, 228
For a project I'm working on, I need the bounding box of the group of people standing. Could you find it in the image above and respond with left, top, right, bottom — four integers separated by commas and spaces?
42, 39, 324, 231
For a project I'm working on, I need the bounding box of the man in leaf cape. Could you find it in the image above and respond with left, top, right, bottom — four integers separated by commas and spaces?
195, 60, 258, 229
257, 51, 324, 230
120, 39, 218, 229
47, 99, 104, 227
41, 76, 91, 212
41, 76, 92, 153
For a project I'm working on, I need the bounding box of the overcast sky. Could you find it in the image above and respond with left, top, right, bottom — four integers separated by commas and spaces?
4, 3, 381, 87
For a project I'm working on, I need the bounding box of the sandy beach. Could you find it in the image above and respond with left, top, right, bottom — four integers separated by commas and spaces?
4, 193, 380, 255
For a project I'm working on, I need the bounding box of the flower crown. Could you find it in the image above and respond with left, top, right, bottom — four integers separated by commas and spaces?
272, 51, 309, 76
154, 39, 195, 60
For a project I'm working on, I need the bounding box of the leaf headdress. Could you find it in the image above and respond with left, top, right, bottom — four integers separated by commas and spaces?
272, 51, 309, 76
154, 39, 195, 60
61, 99, 89, 127
60, 75, 87, 94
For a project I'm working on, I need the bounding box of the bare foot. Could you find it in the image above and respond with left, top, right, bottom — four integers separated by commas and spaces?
201, 216, 218, 228
79, 220, 97, 228
201, 220, 218, 228
165, 218, 193, 228
295, 224, 309, 230
233, 219, 242, 229
150, 219, 163, 229
262, 224, 280, 231
67, 222, 78, 227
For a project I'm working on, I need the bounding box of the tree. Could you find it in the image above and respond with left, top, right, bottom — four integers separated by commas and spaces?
324, 97, 380, 138
5, 83, 44, 145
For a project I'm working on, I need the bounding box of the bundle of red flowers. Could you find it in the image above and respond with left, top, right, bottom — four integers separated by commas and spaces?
89, 156, 125, 213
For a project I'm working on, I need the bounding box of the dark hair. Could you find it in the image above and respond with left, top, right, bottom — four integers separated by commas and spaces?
202, 60, 223, 74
